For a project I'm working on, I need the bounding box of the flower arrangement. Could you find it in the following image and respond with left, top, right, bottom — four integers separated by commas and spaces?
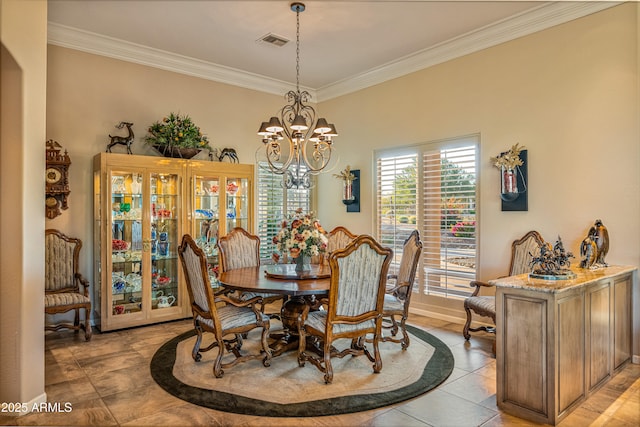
333, 165, 357, 183
272, 208, 328, 259
490, 143, 525, 170
144, 112, 213, 151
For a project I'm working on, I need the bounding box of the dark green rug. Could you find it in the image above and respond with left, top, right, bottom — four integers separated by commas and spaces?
150, 324, 454, 417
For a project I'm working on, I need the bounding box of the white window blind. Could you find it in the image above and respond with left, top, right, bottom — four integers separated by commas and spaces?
376, 138, 478, 299
257, 163, 313, 260
377, 154, 418, 276
422, 145, 477, 297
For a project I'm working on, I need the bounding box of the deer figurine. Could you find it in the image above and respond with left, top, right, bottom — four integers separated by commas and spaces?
106, 122, 134, 154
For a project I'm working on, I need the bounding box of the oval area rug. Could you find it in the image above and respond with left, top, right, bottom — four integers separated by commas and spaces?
150, 323, 454, 417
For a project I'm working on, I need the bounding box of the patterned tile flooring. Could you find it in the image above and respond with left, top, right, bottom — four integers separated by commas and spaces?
1, 314, 638, 426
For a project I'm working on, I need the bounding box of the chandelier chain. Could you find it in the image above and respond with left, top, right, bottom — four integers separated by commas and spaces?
296, 6, 300, 93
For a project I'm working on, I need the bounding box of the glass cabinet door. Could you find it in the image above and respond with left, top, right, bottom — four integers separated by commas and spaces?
192, 174, 220, 286
110, 171, 144, 316
150, 173, 181, 311
226, 177, 249, 231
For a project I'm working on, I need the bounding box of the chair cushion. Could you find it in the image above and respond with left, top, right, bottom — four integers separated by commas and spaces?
465, 296, 496, 320
383, 293, 404, 313
197, 305, 269, 331
305, 310, 375, 335
45, 292, 90, 308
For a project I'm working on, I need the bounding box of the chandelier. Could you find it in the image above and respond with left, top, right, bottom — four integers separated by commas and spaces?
257, 2, 337, 189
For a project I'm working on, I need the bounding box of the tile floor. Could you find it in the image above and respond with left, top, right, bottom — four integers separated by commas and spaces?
1, 314, 638, 426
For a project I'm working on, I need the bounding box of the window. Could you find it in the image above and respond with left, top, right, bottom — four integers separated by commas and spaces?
376, 136, 478, 299
256, 163, 313, 260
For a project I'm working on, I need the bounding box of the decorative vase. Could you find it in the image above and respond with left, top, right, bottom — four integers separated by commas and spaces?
342, 180, 355, 204
501, 166, 519, 201
158, 240, 170, 257
294, 254, 311, 273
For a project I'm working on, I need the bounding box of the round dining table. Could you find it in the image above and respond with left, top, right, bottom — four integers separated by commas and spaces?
218, 263, 331, 356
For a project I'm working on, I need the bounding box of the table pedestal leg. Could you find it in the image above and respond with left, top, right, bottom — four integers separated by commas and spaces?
268, 295, 307, 357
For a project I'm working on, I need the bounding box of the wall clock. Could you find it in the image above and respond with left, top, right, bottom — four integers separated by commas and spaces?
45, 139, 71, 219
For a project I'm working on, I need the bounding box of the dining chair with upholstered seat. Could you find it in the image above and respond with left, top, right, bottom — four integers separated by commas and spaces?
297, 234, 392, 384
45, 229, 92, 341
178, 234, 272, 378
463, 230, 545, 344
217, 227, 284, 315
380, 229, 422, 350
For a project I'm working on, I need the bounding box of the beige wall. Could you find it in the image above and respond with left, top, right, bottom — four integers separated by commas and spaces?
44, 5, 638, 337
318, 3, 639, 280
45, 45, 285, 286
0, 0, 47, 411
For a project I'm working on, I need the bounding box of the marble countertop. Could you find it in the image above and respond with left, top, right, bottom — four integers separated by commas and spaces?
489, 265, 637, 293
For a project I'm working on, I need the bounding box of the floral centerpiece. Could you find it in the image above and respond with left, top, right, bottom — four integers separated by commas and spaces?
144, 112, 213, 159
272, 208, 328, 272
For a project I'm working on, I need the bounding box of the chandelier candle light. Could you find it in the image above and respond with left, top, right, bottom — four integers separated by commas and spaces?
257, 2, 338, 189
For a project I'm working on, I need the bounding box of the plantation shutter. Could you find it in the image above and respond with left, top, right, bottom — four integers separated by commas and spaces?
375, 137, 478, 299
422, 145, 477, 297
257, 163, 313, 260
377, 154, 418, 276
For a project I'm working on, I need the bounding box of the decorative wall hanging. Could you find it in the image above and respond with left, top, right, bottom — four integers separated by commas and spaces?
333, 165, 360, 212
491, 143, 527, 211
580, 219, 609, 269
106, 121, 134, 154
45, 139, 71, 219
144, 112, 214, 159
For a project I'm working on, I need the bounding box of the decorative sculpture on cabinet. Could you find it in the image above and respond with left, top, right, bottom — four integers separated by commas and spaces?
106, 121, 134, 154
580, 219, 609, 269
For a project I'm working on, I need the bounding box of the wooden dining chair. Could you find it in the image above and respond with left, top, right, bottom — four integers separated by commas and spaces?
178, 234, 272, 378
45, 229, 92, 341
463, 230, 545, 345
380, 229, 422, 349
297, 234, 392, 384
217, 227, 284, 315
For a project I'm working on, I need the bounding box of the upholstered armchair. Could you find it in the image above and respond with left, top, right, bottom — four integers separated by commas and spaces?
44, 229, 92, 340
297, 234, 392, 384
381, 229, 422, 349
217, 227, 285, 315
178, 234, 272, 378
463, 230, 545, 344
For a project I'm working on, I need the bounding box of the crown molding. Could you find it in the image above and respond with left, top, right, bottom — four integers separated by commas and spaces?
47, 23, 317, 100
48, 1, 618, 103
315, 1, 619, 101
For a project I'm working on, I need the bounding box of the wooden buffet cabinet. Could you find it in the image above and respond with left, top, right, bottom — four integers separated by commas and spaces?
491, 266, 638, 425
93, 153, 254, 331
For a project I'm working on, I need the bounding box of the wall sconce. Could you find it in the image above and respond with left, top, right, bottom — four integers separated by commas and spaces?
491, 144, 528, 211
334, 166, 360, 212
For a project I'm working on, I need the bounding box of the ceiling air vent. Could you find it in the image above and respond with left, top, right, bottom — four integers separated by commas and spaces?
257, 33, 289, 47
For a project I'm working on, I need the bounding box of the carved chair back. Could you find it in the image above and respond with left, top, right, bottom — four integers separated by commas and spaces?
45, 229, 82, 293
392, 230, 422, 301
509, 230, 545, 275
217, 227, 260, 272
179, 234, 222, 333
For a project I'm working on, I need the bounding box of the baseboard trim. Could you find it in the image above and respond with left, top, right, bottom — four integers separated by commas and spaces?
3, 392, 47, 416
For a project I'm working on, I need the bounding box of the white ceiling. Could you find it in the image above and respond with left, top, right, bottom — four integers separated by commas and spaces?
47, 1, 616, 101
